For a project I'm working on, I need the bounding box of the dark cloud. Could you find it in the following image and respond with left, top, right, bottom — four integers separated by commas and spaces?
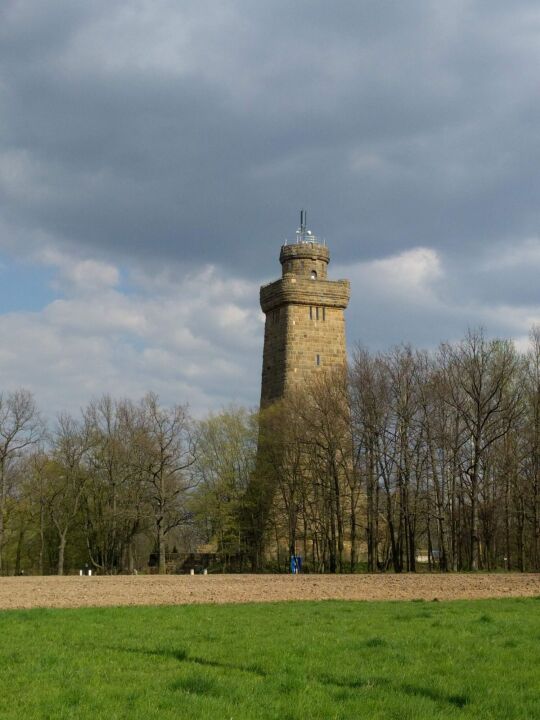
1, 1, 540, 279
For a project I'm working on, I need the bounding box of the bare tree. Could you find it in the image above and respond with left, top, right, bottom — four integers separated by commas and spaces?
83, 396, 151, 573
138, 394, 196, 574
516, 326, 540, 569
47, 414, 91, 575
351, 349, 389, 572
439, 330, 521, 569
0, 390, 41, 573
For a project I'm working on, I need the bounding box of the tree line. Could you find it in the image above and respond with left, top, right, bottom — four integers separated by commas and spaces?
1, 328, 540, 574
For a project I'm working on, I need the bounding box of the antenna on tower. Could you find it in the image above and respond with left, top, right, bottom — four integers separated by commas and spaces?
296, 209, 318, 244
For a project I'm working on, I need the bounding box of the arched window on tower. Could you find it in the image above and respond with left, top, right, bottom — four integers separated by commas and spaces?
310, 269, 317, 280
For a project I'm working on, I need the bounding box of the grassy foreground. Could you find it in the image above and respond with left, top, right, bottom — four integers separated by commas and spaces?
0, 598, 539, 719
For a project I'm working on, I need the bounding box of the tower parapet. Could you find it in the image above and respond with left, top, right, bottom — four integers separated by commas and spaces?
259, 213, 350, 406
279, 243, 330, 280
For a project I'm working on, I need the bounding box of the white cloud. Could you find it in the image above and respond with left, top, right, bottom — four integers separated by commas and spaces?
335, 243, 540, 351
0, 251, 262, 417
336, 247, 443, 307
37, 248, 120, 293
63, 259, 120, 291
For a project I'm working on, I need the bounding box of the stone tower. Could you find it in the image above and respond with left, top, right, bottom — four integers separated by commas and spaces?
260, 212, 350, 407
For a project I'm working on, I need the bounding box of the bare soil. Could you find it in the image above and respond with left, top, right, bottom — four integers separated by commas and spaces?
0, 573, 539, 610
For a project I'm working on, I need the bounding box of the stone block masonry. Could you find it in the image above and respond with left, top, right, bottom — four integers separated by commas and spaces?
260, 234, 350, 406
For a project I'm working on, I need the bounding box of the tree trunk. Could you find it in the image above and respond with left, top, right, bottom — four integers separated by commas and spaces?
157, 515, 166, 574
0, 460, 5, 575
333, 464, 344, 573
366, 448, 375, 572
57, 533, 67, 576
39, 498, 45, 575
470, 451, 480, 571
504, 472, 512, 570
470, 484, 478, 571
350, 488, 357, 572
15, 525, 25, 575
127, 541, 135, 574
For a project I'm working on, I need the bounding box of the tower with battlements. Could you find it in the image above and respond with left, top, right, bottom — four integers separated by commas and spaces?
259, 212, 350, 406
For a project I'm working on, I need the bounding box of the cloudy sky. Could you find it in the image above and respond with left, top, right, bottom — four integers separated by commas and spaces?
1, 0, 540, 417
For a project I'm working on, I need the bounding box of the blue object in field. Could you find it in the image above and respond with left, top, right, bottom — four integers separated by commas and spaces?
290, 555, 302, 573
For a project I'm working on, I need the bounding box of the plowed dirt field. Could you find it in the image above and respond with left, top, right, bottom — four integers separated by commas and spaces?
1, 573, 539, 609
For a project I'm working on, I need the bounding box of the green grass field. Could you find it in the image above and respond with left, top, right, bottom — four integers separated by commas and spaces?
1, 598, 539, 719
